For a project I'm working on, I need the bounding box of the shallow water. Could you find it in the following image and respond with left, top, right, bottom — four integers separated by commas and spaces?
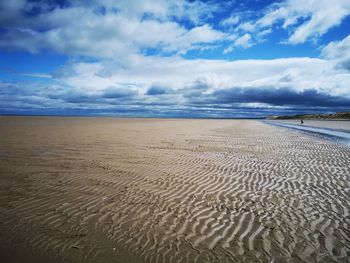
270, 120, 350, 132
266, 120, 350, 146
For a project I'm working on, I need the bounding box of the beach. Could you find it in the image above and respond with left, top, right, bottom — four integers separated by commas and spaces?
0, 117, 349, 263
269, 119, 350, 132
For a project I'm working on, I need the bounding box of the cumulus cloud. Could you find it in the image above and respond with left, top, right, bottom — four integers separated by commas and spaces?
0, 0, 225, 57
222, 0, 350, 49
321, 34, 350, 71
259, 0, 350, 44
72, 56, 344, 96
2, 54, 350, 116
1, 0, 350, 117
2, 0, 349, 55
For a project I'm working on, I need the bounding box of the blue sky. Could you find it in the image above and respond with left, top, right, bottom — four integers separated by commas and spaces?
1, 0, 350, 117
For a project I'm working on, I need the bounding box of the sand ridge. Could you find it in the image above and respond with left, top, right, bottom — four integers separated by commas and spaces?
0, 117, 349, 262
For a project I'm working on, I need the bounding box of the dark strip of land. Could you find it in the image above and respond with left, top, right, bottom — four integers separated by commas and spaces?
267, 111, 350, 120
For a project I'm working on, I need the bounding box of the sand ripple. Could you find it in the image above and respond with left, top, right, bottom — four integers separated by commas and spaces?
0, 118, 350, 262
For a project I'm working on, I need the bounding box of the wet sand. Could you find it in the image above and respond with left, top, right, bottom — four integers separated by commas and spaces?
0, 117, 350, 263
266, 120, 350, 146
271, 120, 350, 132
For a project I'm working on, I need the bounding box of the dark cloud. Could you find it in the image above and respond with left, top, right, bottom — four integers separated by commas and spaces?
181, 78, 211, 98
2, 79, 350, 118
61, 89, 137, 104
39, 85, 137, 104
210, 87, 350, 107
336, 59, 350, 71
0, 82, 139, 109
103, 87, 137, 98
146, 86, 172, 96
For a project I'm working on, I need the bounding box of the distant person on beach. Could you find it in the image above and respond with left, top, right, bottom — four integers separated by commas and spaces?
300, 119, 304, 125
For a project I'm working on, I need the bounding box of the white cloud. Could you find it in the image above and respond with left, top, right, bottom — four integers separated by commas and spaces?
258, 0, 350, 44
106, 0, 219, 24
321, 34, 350, 60
234, 33, 252, 48
220, 0, 350, 50
220, 15, 240, 26
223, 33, 253, 54
2, 0, 350, 57
321, 34, 350, 72
0, 0, 225, 57
53, 55, 349, 98
238, 22, 256, 32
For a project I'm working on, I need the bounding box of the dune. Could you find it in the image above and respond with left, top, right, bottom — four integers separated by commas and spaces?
0, 117, 349, 262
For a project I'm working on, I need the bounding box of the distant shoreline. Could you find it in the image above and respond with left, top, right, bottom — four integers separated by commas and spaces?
1, 113, 349, 120
267, 112, 350, 120
0, 114, 265, 120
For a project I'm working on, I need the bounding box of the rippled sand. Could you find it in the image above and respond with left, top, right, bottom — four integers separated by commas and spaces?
0, 117, 350, 263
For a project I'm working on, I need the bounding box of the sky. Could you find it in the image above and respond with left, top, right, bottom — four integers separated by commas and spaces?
0, 0, 350, 118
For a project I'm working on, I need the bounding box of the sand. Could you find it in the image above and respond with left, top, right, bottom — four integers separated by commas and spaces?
0, 116, 349, 263
271, 120, 350, 132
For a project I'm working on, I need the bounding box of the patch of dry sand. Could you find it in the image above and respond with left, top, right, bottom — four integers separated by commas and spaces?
0, 117, 349, 262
